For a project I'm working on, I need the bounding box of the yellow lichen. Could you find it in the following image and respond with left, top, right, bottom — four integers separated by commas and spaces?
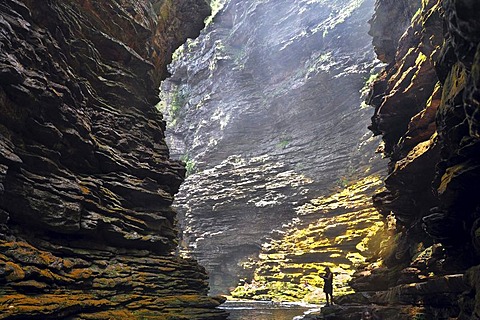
79, 184, 91, 195
67, 268, 93, 280
5, 261, 25, 281
0, 293, 113, 317
442, 63, 467, 103
438, 163, 470, 195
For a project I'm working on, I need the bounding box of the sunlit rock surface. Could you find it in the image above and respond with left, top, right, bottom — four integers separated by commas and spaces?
310, 0, 480, 318
229, 176, 387, 302
0, 0, 227, 319
161, 0, 385, 295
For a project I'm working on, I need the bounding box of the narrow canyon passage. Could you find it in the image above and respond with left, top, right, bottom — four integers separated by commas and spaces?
0, 0, 480, 320
161, 0, 480, 319
161, 0, 385, 298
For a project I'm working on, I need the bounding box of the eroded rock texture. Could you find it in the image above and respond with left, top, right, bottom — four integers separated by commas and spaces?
161, 0, 385, 295
314, 0, 480, 318
229, 176, 387, 302
0, 0, 227, 319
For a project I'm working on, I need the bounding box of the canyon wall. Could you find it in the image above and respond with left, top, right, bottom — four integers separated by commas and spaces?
0, 0, 227, 319
310, 0, 480, 318
161, 0, 385, 295
370, 0, 480, 270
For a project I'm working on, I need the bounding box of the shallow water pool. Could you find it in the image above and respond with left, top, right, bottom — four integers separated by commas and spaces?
219, 300, 320, 320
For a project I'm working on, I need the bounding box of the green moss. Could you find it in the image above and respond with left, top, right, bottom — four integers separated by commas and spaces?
413, 313, 427, 320
180, 154, 197, 176
442, 63, 467, 103
277, 139, 290, 149
158, 0, 172, 21
360, 71, 381, 101
229, 47, 247, 70
170, 87, 189, 124
337, 176, 349, 188
205, 0, 226, 25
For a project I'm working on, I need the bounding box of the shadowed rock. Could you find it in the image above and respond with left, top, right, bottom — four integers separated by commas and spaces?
0, 0, 228, 318
315, 0, 480, 318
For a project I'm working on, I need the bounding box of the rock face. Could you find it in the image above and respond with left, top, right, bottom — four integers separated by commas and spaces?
161, 0, 385, 295
312, 0, 480, 318
0, 0, 227, 319
229, 176, 388, 302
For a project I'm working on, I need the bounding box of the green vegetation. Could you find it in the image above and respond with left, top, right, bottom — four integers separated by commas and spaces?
413, 313, 426, 320
277, 136, 292, 149
210, 0, 225, 16
205, 0, 226, 25
360, 71, 380, 97
276, 138, 290, 149
180, 154, 197, 176
359, 71, 382, 109
336, 165, 360, 188
337, 176, 349, 188
172, 38, 199, 62
228, 46, 247, 70
365, 72, 380, 87
169, 87, 189, 125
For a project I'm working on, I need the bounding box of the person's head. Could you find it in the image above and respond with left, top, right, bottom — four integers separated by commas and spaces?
361, 310, 372, 320
325, 266, 331, 273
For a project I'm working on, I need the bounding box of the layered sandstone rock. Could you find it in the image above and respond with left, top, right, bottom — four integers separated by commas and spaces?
161, 0, 385, 295
314, 0, 480, 318
229, 176, 387, 302
0, 0, 227, 318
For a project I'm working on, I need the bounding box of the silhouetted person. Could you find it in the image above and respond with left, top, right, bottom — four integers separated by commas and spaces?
321, 266, 333, 306
361, 310, 373, 320
361, 309, 380, 320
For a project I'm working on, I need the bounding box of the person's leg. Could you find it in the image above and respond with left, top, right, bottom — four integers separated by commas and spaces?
326, 293, 330, 306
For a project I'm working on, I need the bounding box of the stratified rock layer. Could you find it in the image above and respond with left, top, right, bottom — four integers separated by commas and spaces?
229, 176, 387, 303
161, 0, 384, 295
314, 0, 480, 318
0, 0, 227, 319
